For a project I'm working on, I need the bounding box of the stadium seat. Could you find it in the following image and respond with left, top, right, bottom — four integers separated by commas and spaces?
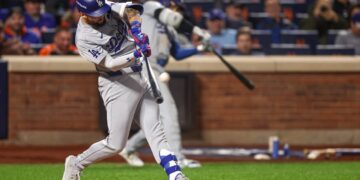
239, 0, 263, 13
280, 0, 308, 13
221, 44, 263, 55
249, 12, 268, 27
327, 30, 344, 45
251, 30, 272, 51
294, 13, 309, 25
316, 45, 355, 55
41, 30, 56, 44
0, 8, 9, 21
268, 44, 312, 55
280, 30, 318, 53
30, 43, 45, 53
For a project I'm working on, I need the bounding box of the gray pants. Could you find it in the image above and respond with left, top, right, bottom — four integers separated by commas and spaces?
125, 69, 185, 161
75, 71, 170, 169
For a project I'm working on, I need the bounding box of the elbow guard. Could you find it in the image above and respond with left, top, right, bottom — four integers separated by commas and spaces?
155, 8, 183, 28
154, 8, 194, 35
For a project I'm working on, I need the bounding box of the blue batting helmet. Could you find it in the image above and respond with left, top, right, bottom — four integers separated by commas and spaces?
76, 0, 110, 17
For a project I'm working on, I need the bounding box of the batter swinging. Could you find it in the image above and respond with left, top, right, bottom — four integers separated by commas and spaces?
61, 0, 188, 179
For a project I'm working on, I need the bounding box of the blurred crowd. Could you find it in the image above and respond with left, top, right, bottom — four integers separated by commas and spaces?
0, 0, 360, 56
0, 0, 79, 56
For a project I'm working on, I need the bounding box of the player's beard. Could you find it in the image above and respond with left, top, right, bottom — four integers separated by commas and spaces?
85, 15, 106, 27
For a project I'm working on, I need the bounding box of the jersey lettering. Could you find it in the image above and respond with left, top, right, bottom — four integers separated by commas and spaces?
105, 24, 127, 53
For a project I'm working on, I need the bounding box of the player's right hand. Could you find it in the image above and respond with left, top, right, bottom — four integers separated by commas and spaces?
197, 41, 212, 52
134, 44, 151, 58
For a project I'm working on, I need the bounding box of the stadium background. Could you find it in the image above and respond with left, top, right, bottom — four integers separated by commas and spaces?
0, 0, 360, 179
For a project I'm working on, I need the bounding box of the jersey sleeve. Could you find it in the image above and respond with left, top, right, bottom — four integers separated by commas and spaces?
76, 38, 107, 64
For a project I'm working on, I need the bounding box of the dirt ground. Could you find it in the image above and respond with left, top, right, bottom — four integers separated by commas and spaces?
0, 145, 359, 164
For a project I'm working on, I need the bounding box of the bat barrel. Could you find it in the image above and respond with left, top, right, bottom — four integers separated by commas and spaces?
212, 49, 255, 90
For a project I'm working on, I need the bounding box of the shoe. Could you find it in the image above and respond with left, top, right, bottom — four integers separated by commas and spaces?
175, 173, 189, 180
119, 149, 145, 167
62, 155, 81, 180
178, 159, 201, 168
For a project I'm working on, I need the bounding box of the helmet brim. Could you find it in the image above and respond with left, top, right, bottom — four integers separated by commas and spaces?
86, 4, 110, 17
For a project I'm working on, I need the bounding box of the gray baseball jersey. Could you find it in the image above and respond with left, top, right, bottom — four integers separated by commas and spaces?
73, 1, 171, 168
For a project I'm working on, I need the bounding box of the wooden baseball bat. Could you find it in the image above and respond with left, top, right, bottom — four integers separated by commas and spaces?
212, 49, 255, 90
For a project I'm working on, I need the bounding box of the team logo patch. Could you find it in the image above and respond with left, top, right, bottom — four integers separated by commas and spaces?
96, 0, 104, 7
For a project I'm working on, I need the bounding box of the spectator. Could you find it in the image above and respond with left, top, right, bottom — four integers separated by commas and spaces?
335, 6, 360, 55
224, 1, 252, 29
24, 0, 56, 37
60, 6, 80, 29
257, 0, 298, 43
4, 8, 41, 44
45, 0, 69, 24
0, 19, 35, 55
333, 0, 351, 19
301, 0, 348, 44
235, 31, 253, 55
206, 8, 237, 52
39, 28, 78, 56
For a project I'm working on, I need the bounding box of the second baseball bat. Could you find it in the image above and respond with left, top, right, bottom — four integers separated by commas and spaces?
212, 49, 255, 90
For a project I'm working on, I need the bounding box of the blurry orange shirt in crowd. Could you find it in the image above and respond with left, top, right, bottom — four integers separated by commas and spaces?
39, 44, 77, 56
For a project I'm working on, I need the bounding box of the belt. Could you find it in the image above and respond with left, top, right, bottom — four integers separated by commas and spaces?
100, 64, 142, 77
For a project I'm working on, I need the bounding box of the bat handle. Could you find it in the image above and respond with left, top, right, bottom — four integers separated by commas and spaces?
155, 96, 164, 104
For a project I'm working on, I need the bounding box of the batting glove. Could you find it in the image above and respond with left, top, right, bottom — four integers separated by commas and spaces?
133, 44, 151, 58
133, 49, 142, 59
197, 41, 212, 52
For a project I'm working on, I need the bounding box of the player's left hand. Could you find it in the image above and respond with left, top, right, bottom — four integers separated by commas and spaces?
196, 41, 212, 52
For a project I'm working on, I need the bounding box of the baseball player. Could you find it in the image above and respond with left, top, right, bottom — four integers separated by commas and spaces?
61, 0, 188, 180
119, 0, 211, 168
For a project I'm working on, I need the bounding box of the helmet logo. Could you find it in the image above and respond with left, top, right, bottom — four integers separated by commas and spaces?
96, 0, 104, 7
